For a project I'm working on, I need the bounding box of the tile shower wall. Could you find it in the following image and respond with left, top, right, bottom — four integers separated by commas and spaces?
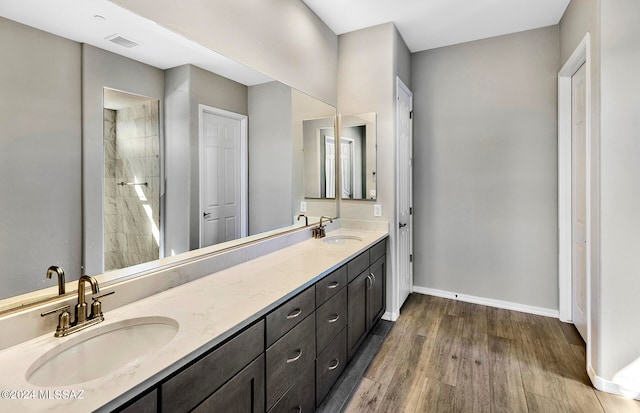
103, 102, 160, 271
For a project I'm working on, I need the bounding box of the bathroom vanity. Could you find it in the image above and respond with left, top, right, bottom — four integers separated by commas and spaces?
0, 227, 387, 413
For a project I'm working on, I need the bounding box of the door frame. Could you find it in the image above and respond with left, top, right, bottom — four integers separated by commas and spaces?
198, 104, 248, 247
558, 33, 592, 345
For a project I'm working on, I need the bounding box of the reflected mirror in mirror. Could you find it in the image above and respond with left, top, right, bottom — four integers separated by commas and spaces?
0, 2, 336, 310
303, 118, 337, 199
340, 113, 377, 200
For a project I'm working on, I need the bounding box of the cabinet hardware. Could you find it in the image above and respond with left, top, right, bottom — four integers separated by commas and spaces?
370, 272, 376, 287
327, 281, 340, 289
286, 308, 302, 319
328, 359, 340, 370
286, 349, 302, 363
328, 314, 340, 323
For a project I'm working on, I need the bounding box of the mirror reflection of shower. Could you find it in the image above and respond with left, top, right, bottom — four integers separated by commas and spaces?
103, 88, 161, 271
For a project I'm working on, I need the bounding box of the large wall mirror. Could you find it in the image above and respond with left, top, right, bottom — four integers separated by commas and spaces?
0, 1, 337, 310
340, 113, 377, 200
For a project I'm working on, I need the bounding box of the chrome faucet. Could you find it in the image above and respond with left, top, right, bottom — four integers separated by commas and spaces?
41, 275, 114, 337
313, 216, 333, 238
46, 265, 65, 295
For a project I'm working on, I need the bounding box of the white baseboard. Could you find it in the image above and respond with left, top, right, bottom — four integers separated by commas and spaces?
588, 364, 640, 400
412, 286, 559, 318
382, 310, 399, 322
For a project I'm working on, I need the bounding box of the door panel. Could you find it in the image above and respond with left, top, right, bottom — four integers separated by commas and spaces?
201, 110, 244, 247
396, 78, 413, 311
571, 63, 587, 342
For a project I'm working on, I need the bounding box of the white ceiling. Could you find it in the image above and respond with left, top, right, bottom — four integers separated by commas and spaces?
302, 0, 570, 52
0, 0, 272, 86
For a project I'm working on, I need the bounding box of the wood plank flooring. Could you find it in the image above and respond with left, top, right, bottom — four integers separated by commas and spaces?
344, 294, 640, 413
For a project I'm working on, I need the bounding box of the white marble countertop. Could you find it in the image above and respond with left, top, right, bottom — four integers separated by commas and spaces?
0, 227, 387, 412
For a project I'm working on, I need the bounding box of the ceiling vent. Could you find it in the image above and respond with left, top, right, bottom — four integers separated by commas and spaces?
105, 34, 139, 48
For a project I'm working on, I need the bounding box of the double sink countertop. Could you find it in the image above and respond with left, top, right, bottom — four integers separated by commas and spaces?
0, 227, 387, 412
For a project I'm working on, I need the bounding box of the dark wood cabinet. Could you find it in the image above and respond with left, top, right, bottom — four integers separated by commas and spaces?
267, 367, 315, 413
161, 320, 264, 413
347, 270, 368, 360
107, 236, 387, 413
347, 239, 387, 360
193, 355, 265, 413
114, 389, 157, 413
266, 313, 316, 410
316, 327, 347, 405
368, 256, 386, 329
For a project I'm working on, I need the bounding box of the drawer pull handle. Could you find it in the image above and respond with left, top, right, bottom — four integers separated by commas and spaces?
287, 349, 303, 363
328, 359, 340, 370
294, 406, 302, 413
328, 314, 340, 323
286, 308, 302, 319
370, 272, 376, 287
327, 281, 340, 289
366, 274, 373, 289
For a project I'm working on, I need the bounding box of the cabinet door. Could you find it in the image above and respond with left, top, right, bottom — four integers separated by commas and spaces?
347, 270, 368, 360
193, 355, 265, 413
368, 256, 386, 329
115, 389, 157, 413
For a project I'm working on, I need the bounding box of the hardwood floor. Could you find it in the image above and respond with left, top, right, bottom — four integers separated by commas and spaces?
344, 294, 640, 413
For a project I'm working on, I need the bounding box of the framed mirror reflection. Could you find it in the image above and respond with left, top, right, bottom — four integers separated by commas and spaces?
340, 113, 377, 201
0, 3, 337, 311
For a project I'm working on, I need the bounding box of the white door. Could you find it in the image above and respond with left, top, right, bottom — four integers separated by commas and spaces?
341, 139, 354, 198
396, 77, 413, 310
325, 136, 336, 198
571, 64, 588, 341
200, 107, 247, 247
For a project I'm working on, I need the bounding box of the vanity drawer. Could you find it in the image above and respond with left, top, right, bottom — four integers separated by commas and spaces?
266, 313, 316, 410
267, 366, 315, 413
347, 250, 369, 282
369, 239, 387, 264
161, 320, 264, 413
316, 327, 347, 406
316, 265, 347, 306
316, 287, 347, 355
266, 286, 315, 347
193, 355, 265, 413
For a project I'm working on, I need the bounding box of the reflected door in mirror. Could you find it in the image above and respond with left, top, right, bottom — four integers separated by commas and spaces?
200, 107, 248, 248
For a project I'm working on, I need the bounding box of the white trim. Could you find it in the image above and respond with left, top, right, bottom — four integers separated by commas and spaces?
382, 310, 399, 322
413, 287, 560, 319
198, 104, 248, 247
588, 365, 640, 401
558, 33, 593, 379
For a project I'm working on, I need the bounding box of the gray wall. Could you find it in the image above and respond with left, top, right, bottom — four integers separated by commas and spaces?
112, 0, 338, 106
599, 0, 640, 388
337, 23, 412, 316
82, 45, 165, 275
164, 65, 248, 253
0, 18, 82, 297
412, 26, 560, 310
247, 82, 293, 235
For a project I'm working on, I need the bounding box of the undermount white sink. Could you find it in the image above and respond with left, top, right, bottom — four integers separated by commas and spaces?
26, 316, 179, 386
322, 235, 364, 245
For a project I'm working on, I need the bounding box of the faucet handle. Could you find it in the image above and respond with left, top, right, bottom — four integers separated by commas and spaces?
90, 291, 115, 319
41, 305, 71, 336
